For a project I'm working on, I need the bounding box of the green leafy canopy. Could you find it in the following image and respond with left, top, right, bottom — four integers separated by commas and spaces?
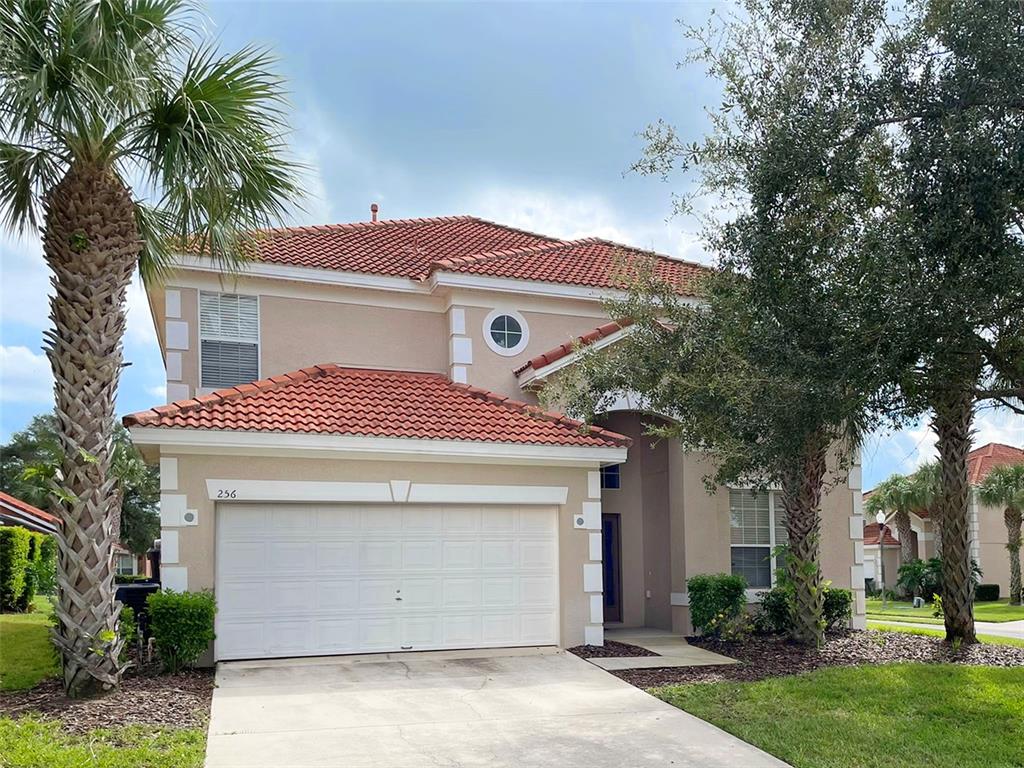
0, 0, 303, 281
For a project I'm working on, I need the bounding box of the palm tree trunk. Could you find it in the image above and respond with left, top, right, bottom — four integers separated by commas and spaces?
1005, 507, 1022, 606
931, 388, 977, 645
895, 509, 916, 566
780, 432, 829, 646
43, 162, 140, 697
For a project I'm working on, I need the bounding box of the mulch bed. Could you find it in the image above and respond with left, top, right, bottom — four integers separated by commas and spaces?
567, 640, 659, 659
614, 629, 1024, 688
0, 665, 214, 734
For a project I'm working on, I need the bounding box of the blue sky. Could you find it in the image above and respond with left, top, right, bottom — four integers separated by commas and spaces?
0, 1, 1020, 488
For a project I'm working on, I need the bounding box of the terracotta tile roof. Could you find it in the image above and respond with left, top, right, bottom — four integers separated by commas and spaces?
212, 217, 709, 294
238, 216, 561, 279
123, 365, 630, 448
967, 442, 1024, 485
863, 522, 900, 547
430, 238, 707, 295
514, 320, 633, 377
0, 491, 60, 531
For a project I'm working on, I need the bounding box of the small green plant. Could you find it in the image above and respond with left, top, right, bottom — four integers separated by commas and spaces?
0, 527, 32, 611
688, 573, 747, 635
119, 605, 138, 649
931, 594, 943, 618
146, 590, 216, 673
706, 610, 754, 642
755, 585, 852, 633
822, 588, 853, 629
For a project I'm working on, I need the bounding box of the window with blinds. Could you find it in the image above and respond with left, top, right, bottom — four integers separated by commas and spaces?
199, 292, 259, 388
729, 489, 788, 589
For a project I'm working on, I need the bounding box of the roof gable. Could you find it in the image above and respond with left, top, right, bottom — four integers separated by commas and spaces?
967, 442, 1024, 485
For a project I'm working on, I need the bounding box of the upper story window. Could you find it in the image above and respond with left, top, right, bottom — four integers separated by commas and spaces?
199, 292, 259, 388
482, 309, 529, 356
729, 489, 788, 589
600, 464, 621, 490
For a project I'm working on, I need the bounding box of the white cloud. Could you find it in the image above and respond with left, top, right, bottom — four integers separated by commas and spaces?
146, 384, 166, 400
125, 276, 158, 345
0, 345, 53, 404
469, 186, 711, 264
0, 234, 51, 331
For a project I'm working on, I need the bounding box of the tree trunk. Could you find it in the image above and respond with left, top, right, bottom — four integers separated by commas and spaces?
43, 162, 140, 697
779, 432, 829, 647
895, 508, 916, 568
931, 388, 977, 645
1006, 507, 1023, 606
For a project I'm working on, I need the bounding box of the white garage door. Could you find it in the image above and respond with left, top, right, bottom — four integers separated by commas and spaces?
215, 503, 559, 660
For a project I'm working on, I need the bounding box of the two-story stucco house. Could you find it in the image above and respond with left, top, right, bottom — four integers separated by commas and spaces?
125, 212, 866, 662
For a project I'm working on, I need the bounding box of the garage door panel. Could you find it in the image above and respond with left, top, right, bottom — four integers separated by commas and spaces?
315, 542, 359, 572
402, 540, 441, 569
316, 580, 358, 610
216, 504, 558, 660
360, 540, 402, 570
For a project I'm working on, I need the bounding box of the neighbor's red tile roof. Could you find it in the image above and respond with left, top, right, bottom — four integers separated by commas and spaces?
0, 491, 59, 529
431, 238, 706, 294
123, 365, 630, 448
514, 320, 633, 376
211, 217, 707, 294
863, 522, 900, 547
967, 443, 1024, 485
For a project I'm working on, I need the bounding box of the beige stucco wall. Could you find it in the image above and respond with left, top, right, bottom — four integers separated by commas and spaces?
976, 495, 1012, 597
160, 452, 598, 652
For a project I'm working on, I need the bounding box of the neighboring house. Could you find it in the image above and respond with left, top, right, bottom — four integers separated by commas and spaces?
862, 442, 1024, 596
861, 521, 900, 592
112, 542, 153, 579
0, 491, 59, 535
124, 212, 865, 662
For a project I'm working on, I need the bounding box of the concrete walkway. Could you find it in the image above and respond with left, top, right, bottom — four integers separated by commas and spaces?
869, 618, 1024, 640
205, 647, 787, 768
588, 628, 738, 671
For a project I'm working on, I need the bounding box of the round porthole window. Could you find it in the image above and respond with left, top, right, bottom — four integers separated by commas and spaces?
483, 309, 529, 356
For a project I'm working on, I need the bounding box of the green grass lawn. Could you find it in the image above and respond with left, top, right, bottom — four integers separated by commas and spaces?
0, 718, 206, 768
0, 598, 58, 691
656, 664, 1024, 768
867, 620, 1024, 649
866, 597, 1024, 625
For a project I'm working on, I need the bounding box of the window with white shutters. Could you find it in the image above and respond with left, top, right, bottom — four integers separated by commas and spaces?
199, 292, 259, 388
729, 489, 788, 589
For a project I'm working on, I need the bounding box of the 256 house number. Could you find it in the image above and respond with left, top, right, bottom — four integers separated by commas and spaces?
216, 489, 238, 499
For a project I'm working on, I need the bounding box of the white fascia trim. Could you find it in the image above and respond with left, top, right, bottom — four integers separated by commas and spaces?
431, 272, 626, 302
172, 255, 432, 295
205, 478, 569, 505
129, 427, 627, 467
517, 325, 634, 387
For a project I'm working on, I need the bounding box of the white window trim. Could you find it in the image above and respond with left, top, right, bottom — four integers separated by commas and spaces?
482, 308, 530, 357
729, 490, 786, 590
198, 291, 261, 388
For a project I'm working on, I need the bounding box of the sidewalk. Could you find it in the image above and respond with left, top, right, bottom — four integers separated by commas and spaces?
869, 617, 1024, 640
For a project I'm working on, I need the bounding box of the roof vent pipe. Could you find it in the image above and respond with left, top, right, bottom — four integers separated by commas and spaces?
371, 203, 379, 223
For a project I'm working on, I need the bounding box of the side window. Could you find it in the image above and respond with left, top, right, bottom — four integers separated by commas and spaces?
728, 489, 787, 589
199, 292, 259, 388
600, 464, 621, 490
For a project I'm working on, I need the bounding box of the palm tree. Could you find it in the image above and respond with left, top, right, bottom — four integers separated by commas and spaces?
977, 464, 1024, 606
910, 461, 942, 557
866, 475, 919, 569
0, 0, 298, 697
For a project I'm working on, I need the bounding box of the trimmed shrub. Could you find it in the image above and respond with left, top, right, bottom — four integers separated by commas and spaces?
823, 588, 853, 629
147, 590, 216, 673
688, 573, 747, 635
0, 527, 32, 612
753, 586, 790, 634
976, 583, 1000, 602
755, 585, 853, 633
32, 535, 57, 596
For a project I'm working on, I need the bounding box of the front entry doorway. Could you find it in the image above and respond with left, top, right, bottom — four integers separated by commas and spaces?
602, 513, 623, 623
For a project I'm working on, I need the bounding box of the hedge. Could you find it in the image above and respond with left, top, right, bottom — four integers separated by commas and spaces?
976, 583, 1000, 602
688, 573, 747, 634
0, 528, 57, 612
147, 590, 217, 673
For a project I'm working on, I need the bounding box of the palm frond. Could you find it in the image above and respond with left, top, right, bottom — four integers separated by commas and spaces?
0, 141, 61, 232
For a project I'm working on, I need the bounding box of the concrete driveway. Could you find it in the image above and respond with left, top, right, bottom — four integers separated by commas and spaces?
205, 647, 787, 768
